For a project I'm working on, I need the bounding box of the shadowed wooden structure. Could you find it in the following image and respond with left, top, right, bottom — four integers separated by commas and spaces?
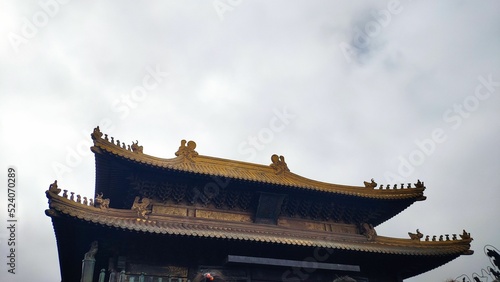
45, 127, 473, 282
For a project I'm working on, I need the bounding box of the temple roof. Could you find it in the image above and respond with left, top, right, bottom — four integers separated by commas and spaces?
90, 126, 427, 201
45, 128, 475, 281
45, 189, 473, 258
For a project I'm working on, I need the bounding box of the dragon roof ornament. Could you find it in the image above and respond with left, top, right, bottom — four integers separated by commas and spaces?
270, 154, 290, 175
175, 140, 198, 161
91, 126, 143, 154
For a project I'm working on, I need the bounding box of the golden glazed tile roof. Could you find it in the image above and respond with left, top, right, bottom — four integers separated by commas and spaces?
90, 127, 427, 200
45, 189, 473, 257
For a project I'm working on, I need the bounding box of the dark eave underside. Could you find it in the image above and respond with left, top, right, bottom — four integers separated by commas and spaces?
46, 191, 472, 258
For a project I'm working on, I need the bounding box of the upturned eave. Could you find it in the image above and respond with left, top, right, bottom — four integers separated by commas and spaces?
90, 126, 427, 201
45, 189, 472, 257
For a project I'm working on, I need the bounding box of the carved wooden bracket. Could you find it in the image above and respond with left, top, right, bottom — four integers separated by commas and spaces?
131, 196, 152, 219
360, 223, 377, 240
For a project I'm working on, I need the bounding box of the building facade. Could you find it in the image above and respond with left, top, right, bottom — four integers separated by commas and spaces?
45, 127, 473, 281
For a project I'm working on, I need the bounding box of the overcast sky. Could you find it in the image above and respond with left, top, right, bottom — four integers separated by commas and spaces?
0, 1, 499, 281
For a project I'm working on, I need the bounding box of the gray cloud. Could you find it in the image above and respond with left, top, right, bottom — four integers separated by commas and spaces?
0, 1, 499, 281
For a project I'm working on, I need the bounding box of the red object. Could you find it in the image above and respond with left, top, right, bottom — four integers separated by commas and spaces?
204, 273, 214, 281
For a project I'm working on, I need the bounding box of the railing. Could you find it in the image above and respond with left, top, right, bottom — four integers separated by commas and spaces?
99, 269, 187, 282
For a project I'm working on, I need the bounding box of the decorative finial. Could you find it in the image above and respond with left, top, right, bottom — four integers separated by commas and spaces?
363, 179, 377, 188
408, 229, 423, 240
131, 140, 144, 154
94, 193, 110, 210
48, 180, 61, 195
91, 126, 103, 140
460, 230, 471, 240
415, 179, 425, 188
270, 154, 290, 175
175, 140, 198, 161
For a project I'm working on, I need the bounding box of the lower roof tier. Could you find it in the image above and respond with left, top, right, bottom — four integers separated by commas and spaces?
46, 189, 473, 261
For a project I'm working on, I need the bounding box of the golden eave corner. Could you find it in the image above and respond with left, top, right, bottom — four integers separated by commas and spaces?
89, 126, 427, 199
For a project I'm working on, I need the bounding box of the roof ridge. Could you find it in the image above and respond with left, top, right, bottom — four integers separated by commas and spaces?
90, 126, 427, 199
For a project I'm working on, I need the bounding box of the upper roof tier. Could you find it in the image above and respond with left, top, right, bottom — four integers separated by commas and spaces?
90, 126, 427, 201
